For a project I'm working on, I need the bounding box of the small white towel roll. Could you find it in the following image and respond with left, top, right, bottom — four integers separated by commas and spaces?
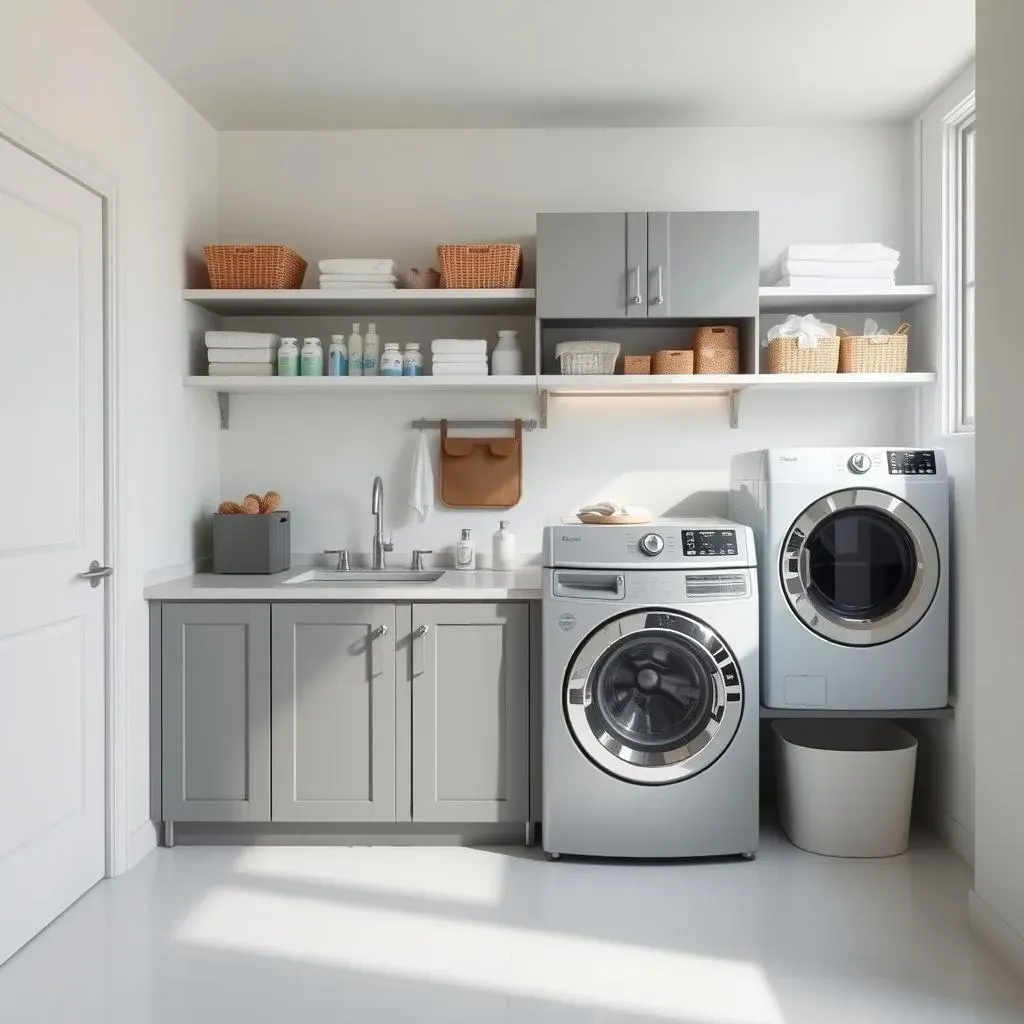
410, 430, 435, 521
431, 339, 488, 354
205, 331, 279, 349
207, 363, 274, 376
207, 348, 276, 363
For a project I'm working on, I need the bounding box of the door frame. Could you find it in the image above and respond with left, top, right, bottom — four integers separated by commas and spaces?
0, 103, 129, 876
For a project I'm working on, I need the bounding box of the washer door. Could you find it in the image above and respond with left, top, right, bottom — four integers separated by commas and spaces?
564, 609, 744, 785
781, 488, 940, 646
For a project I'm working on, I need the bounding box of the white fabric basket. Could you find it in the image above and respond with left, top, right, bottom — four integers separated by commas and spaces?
555, 341, 620, 375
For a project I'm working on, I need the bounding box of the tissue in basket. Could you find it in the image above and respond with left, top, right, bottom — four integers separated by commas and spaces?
555, 341, 620, 375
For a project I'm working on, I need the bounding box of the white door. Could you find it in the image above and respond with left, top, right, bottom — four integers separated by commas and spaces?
0, 136, 106, 964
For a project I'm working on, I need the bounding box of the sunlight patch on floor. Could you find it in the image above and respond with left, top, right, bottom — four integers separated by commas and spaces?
175, 885, 786, 1023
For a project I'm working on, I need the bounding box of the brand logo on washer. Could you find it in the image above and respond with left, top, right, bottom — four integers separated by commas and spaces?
560, 534, 581, 543
779, 455, 799, 463
558, 613, 577, 632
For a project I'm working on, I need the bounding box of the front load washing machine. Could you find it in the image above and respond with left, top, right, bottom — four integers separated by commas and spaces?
542, 518, 759, 860
730, 447, 949, 710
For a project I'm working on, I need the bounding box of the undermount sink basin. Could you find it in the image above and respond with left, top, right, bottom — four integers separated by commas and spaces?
284, 569, 445, 586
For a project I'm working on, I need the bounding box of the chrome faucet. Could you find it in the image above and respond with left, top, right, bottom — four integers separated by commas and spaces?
371, 476, 394, 569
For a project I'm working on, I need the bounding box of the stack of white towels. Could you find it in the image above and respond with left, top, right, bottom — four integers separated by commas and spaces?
206, 331, 279, 376
431, 339, 489, 376
774, 243, 900, 290
318, 258, 397, 291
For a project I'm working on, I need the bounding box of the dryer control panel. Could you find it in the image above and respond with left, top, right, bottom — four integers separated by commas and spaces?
887, 449, 937, 475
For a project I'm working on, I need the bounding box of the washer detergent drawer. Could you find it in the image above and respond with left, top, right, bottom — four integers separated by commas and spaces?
552, 571, 626, 601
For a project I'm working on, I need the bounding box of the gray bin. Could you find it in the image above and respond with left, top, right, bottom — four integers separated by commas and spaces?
213, 512, 291, 574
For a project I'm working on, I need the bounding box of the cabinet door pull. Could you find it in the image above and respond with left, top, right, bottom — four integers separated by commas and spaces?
653, 264, 665, 305
631, 265, 643, 305
413, 624, 429, 677
371, 624, 387, 676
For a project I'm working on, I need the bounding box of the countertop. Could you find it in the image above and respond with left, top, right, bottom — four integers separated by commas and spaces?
144, 567, 544, 602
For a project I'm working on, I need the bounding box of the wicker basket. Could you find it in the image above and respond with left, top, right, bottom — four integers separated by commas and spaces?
436, 244, 522, 289
653, 350, 694, 375
838, 323, 910, 373
764, 335, 840, 374
555, 341, 620, 375
694, 325, 740, 374
623, 355, 652, 375
203, 245, 307, 289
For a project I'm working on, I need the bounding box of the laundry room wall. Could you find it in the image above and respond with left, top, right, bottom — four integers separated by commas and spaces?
214, 125, 918, 562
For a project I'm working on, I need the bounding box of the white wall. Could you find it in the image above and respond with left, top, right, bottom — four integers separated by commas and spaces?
0, 0, 220, 868
972, 0, 1024, 975
215, 127, 917, 561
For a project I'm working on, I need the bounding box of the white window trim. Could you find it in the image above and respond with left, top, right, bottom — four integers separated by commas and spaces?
943, 92, 976, 434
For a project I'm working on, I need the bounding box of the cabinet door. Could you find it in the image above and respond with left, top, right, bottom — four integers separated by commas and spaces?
271, 604, 396, 822
647, 211, 759, 318
536, 213, 629, 319
411, 603, 529, 823
161, 603, 271, 822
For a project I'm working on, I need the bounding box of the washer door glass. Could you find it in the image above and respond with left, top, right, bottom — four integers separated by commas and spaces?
782, 489, 940, 647
564, 610, 744, 785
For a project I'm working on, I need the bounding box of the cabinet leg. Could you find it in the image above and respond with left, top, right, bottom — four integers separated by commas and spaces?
164, 821, 175, 848
524, 821, 536, 848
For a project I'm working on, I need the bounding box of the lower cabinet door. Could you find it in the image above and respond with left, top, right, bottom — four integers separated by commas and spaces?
271, 603, 397, 822
161, 603, 271, 822
411, 603, 530, 823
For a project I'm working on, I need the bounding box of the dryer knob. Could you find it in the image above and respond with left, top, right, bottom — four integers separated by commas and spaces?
848, 452, 872, 475
639, 533, 665, 556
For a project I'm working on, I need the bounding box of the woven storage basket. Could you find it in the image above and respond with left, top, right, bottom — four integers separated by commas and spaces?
623, 355, 652, 375
838, 323, 910, 373
204, 245, 307, 289
764, 335, 840, 374
694, 325, 740, 374
653, 350, 694, 375
437, 244, 522, 289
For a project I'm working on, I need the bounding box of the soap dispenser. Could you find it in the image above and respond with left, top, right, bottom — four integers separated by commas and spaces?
455, 529, 476, 571
492, 521, 516, 570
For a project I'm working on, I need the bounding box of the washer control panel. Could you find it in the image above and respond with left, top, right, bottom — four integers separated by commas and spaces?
887, 449, 937, 475
639, 532, 665, 556
848, 452, 872, 474
682, 529, 738, 557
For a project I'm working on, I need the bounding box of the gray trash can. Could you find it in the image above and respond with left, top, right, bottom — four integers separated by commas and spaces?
773, 719, 918, 858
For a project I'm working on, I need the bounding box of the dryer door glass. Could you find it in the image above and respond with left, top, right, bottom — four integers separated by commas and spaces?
782, 488, 940, 647
564, 609, 745, 785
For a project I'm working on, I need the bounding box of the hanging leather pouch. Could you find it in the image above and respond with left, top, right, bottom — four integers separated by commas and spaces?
439, 419, 523, 508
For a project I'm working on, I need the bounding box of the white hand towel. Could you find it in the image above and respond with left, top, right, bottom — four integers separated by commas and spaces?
777, 276, 897, 290
205, 331, 279, 349
319, 258, 395, 275
783, 243, 899, 263
318, 282, 397, 291
208, 363, 274, 376
780, 259, 899, 279
207, 347, 276, 364
319, 274, 398, 284
410, 430, 435, 521
431, 339, 488, 354
431, 353, 490, 364
431, 363, 491, 376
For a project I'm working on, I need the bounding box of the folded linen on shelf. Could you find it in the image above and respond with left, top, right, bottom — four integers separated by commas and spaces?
782, 243, 899, 263
777, 276, 897, 290
318, 258, 395, 275
431, 339, 488, 354
318, 274, 398, 284
431, 363, 490, 376
205, 330, 279, 349
431, 353, 489, 364
207, 348, 276, 363
318, 282, 397, 291
208, 363, 275, 376
779, 259, 899, 279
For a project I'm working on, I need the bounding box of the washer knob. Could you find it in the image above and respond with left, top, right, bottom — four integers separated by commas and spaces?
848, 452, 872, 475
639, 533, 665, 556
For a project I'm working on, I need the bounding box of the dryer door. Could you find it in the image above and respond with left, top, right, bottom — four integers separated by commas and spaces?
781, 488, 940, 646
563, 609, 744, 785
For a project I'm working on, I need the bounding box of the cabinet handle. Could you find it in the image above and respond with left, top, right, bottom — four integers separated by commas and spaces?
631, 266, 643, 305
371, 624, 387, 677
653, 265, 665, 305
413, 624, 429, 677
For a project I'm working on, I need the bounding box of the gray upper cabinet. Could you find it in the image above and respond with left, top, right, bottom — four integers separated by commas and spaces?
647, 211, 759, 319
272, 603, 397, 822
161, 603, 271, 823
537, 213, 629, 319
410, 603, 530, 823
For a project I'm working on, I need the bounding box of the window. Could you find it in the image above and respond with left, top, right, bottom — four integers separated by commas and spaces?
946, 97, 976, 433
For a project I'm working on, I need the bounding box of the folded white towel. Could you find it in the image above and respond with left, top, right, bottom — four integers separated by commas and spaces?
205, 331, 279, 349
410, 430, 435, 521
431, 339, 488, 354
777, 276, 897, 290
318, 282, 397, 291
319, 258, 395, 274
319, 274, 398, 284
207, 348, 276, 364
431, 353, 489, 364
779, 259, 899, 279
783, 243, 899, 263
431, 363, 490, 376
208, 363, 275, 376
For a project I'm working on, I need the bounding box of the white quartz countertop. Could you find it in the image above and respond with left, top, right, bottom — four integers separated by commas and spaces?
144, 567, 543, 602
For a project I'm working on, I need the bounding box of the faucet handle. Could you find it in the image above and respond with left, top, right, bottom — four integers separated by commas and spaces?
383, 535, 395, 553
411, 549, 433, 571
323, 549, 351, 571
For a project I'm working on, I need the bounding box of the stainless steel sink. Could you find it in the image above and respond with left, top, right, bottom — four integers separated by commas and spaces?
284, 569, 445, 586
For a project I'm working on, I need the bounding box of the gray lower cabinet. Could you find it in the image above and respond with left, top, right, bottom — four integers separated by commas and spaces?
410, 603, 530, 823
161, 603, 271, 822
271, 603, 397, 822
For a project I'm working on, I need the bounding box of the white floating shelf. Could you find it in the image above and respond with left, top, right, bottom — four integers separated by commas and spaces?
183, 288, 536, 316
758, 285, 936, 313
186, 375, 537, 395
538, 372, 935, 395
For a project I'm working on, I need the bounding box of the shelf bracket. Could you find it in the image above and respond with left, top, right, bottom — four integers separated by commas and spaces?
540, 389, 549, 430
217, 391, 230, 430
728, 390, 741, 429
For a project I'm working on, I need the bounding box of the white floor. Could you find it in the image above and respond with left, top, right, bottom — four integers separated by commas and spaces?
0, 830, 1022, 1023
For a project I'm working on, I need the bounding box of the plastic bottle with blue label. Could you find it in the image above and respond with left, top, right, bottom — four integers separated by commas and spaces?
363, 323, 380, 376
348, 323, 363, 377
300, 337, 323, 376
403, 343, 423, 376
277, 337, 299, 376
328, 335, 348, 376
380, 342, 403, 377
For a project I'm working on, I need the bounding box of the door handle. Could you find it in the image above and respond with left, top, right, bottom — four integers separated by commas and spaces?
413, 623, 429, 677
631, 266, 643, 305
370, 623, 388, 677
78, 560, 113, 588
653, 264, 665, 305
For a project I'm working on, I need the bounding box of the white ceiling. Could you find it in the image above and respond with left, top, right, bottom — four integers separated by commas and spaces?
86, 0, 974, 130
